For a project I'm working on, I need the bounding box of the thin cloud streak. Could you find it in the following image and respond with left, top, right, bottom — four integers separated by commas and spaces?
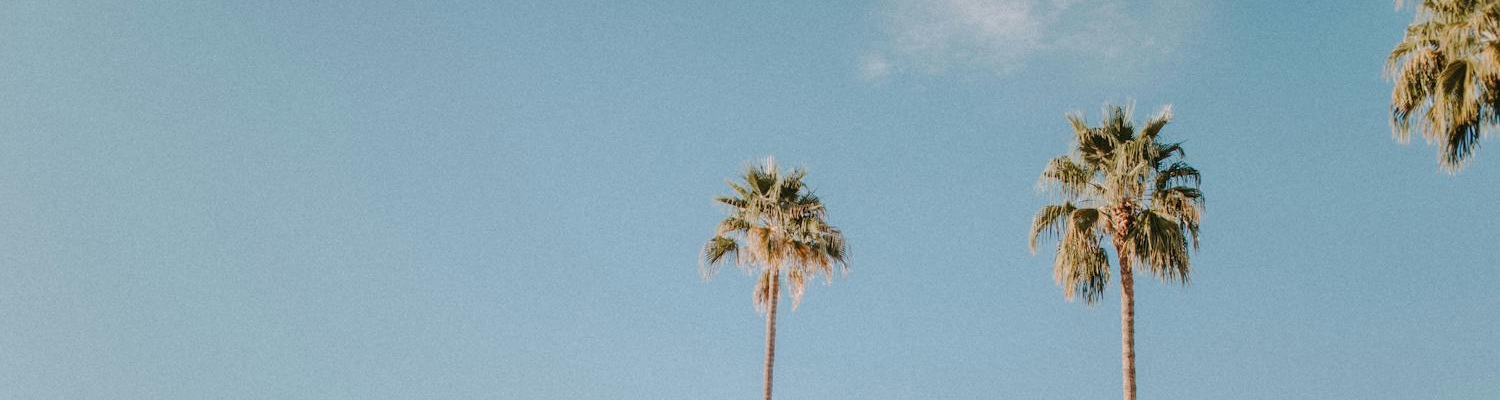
866, 0, 1204, 79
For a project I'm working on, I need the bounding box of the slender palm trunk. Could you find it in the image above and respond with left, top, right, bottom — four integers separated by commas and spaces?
1119, 254, 1136, 400
763, 272, 780, 400
1109, 204, 1138, 400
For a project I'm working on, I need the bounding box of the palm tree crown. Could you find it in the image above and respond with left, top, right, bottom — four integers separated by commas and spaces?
1029, 105, 1203, 302
701, 157, 848, 309
1388, 0, 1500, 170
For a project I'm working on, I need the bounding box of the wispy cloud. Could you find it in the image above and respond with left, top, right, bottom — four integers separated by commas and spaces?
865, 0, 1203, 80
860, 53, 894, 82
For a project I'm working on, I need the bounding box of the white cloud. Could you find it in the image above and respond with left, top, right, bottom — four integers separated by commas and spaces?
868, 0, 1203, 79
861, 53, 893, 82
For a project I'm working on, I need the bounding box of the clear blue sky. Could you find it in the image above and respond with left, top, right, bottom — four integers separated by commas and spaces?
0, 1, 1495, 399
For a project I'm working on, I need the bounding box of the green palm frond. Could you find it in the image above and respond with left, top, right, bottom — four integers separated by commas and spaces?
1150, 186, 1203, 244
715, 195, 747, 209
1132, 210, 1194, 284
1068, 111, 1118, 168
1029, 202, 1078, 252
1055, 209, 1109, 303
702, 236, 740, 277
1039, 157, 1100, 200
1138, 106, 1173, 141
1154, 162, 1200, 191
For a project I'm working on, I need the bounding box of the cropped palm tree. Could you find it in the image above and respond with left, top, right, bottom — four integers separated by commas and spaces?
1388, 0, 1500, 170
1028, 104, 1203, 400
701, 157, 848, 400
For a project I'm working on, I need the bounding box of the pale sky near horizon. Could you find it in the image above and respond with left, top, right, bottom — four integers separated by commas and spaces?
0, 1, 1497, 399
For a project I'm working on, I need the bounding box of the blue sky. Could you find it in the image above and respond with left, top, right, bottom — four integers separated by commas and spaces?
0, 1, 1496, 399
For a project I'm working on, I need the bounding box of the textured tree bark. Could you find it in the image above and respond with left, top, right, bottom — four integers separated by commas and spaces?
763, 273, 780, 400
1120, 256, 1136, 400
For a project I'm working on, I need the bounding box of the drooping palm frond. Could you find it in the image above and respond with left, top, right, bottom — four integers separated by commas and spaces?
753, 268, 775, 312
1150, 186, 1203, 249
701, 235, 740, 277
1054, 207, 1110, 304
1029, 202, 1078, 252
1131, 210, 1193, 284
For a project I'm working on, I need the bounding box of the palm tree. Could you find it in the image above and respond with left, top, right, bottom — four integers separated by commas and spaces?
701, 157, 848, 400
1028, 104, 1203, 400
1388, 0, 1500, 170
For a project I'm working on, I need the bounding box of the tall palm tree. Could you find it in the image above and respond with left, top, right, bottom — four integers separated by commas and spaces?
1388, 0, 1500, 170
1028, 105, 1203, 400
701, 157, 848, 400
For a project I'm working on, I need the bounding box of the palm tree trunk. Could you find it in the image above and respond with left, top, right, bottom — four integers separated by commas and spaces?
1120, 256, 1136, 400
763, 273, 780, 400
1109, 204, 1138, 400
